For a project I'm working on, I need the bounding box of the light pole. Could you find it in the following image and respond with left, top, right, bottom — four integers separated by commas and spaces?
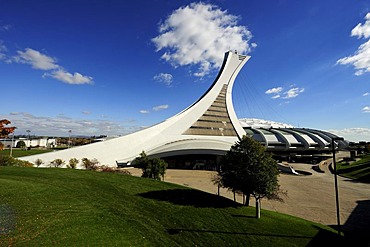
10, 132, 14, 157
26, 130, 31, 149
68, 130, 72, 148
331, 136, 344, 235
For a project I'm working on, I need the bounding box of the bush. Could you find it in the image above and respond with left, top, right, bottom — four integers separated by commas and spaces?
81, 158, 99, 170
68, 158, 79, 169
50, 159, 65, 168
34, 158, 44, 167
136, 151, 167, 181
0, 156, 33, 167
96, 165, 131, 175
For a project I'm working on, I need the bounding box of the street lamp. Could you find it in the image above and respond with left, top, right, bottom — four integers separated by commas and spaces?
331, 136, 344, 235
26, 130, 31, 149
9, 131, 14, 157
68, 130, 72, 148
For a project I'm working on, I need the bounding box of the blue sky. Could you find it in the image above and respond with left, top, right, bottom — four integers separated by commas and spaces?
1, 0, 370, 142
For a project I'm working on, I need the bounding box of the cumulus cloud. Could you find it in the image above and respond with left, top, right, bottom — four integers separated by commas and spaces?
328, 127, 370, 142
153, 104, 169, 111
363, 92, 370, 96
11, 48, 93, 85
139, 110, 150, 114
13, 48, 59, 70
152, 2, 255, 77
265, 87, 283, 95
0, 112, 141, 136
283, 87, 305, 99
362, 106, 370, 113
44, 69, 93, 85
265, 86, 304, 99
154, 73, 173, 86
337, 12, 370, 76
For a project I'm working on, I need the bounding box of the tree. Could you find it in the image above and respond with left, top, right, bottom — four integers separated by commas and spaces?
0, 119, 16, 150
217, 135, 282, 218
135, 151, 168, 181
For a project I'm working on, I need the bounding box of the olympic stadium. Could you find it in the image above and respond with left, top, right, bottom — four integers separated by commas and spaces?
20, 51, 348, 169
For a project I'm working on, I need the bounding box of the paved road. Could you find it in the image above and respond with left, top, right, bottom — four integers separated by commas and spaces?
129, 162, 370, 235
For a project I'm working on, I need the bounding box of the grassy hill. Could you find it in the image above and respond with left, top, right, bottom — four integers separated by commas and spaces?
0, 167, 342, 246
337, 154, 370, 183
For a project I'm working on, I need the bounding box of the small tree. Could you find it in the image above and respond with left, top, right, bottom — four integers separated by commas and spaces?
218, 135, 282, 218
81, 158, 99, 170
68, 158, 79, 169
34, 158, 44, 167
136, 151, 168, 181
50, 158, 65, 168
0, 119, 16, 150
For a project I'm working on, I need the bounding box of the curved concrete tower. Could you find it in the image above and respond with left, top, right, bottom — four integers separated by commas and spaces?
21, 51, 250, 167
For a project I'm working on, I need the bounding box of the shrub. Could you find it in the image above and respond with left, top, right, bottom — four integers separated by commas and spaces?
0, 156, 33, 167
34, 158, 44, 167
97, 165, 131, 175
136, 151, 167, 181
81, 158, 99, 170
68, 158, 79, 169
50, 159, 65, 168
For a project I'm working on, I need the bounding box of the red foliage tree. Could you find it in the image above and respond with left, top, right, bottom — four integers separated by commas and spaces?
0, 119, 16, 150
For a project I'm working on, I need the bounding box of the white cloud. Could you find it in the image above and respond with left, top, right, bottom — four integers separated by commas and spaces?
283, 87, 305, 99
337, 13, 370, 75
153, 104, 169, 111
328, 127, 370, 142
351, 13, 370, 38
13, 48, 59, 70
362, 106, 370, 113
154, 73, 173, 86
11, 47, 93, 85
265, 86, 304, 99
139, 110, 150, 114
44, 69, 93, 85
265, 87, 283, 94
152, 2, 255, 77
363, 92, 369, 96
0, 112, 141, 136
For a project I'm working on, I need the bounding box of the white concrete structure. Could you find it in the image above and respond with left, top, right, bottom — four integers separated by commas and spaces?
20, 51, 250, 167
19, 51, 347, 167
0, 138, 56, 148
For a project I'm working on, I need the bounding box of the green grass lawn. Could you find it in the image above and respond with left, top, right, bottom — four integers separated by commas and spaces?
0, 167, 343, 246
0, 149, 52, 158
337, 154, 370, 183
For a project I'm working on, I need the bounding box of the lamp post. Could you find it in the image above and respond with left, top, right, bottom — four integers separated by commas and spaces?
10, 132, 14, 157
26, 130, 31, 149
331, 136, 344, 235
68, 130, 72, 148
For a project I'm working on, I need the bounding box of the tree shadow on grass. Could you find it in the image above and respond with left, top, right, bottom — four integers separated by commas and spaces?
138, 189, 240, 208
